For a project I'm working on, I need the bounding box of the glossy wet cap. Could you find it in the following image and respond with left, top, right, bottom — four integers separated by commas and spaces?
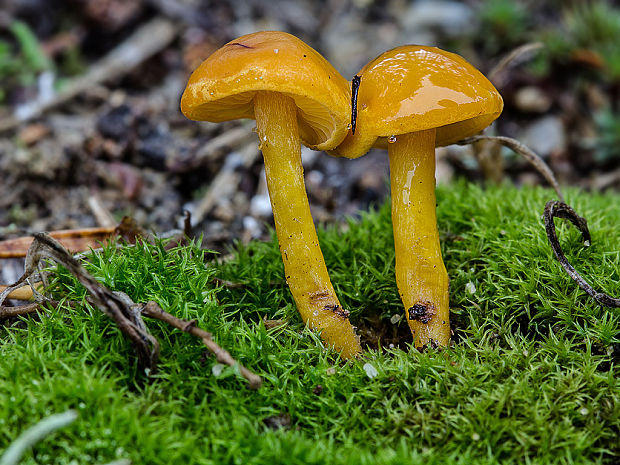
181, 31, 351, 151
331, 45, 503, 158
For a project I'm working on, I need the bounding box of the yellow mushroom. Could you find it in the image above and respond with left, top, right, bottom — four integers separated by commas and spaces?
181, 31, 361, 359
332, 46, 503, 348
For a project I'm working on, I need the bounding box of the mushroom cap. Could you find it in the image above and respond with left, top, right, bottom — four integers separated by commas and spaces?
181, 31, 351, 151
331, 45, 503, 158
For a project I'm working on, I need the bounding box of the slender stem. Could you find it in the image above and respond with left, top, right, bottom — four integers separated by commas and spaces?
254, 91, 361, 359
458, 135, 564, 202
388, 129, 451, 348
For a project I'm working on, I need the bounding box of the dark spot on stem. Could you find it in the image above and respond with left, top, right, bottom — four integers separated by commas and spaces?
324, 304, 350, 319
309, 291, 330, 302
408, 302, 435, 324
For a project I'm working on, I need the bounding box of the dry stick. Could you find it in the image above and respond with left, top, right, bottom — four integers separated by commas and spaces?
543, 201, 620, 308
0, 18, 178, 132
192, 143, 260, 225
88, 195, 117, 228
457, 135, 565, 202
0, 227, 116, 259
0, 301, 63, 319
141, 301, 262, 389
0, 294, 263, 388
0, 283, 38, 301
0, 233, 159, 370
488, 42, 544, 87
0, 236, 262, 388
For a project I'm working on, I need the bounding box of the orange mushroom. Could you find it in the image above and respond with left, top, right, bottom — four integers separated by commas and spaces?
332, 46, 503, 348
181, 31, 361, 359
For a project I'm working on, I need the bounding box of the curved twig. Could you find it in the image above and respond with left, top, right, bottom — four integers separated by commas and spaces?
458, 135, 564, 202
543, 201, 620, 308
488, 42, 544, 87
141, 301, 262, 389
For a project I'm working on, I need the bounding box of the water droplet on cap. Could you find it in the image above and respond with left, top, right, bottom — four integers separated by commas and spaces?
388, 135, 397, 143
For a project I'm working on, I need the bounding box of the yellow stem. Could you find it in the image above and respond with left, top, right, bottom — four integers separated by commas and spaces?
388, 129, 450, 348
254, 91, 361, 359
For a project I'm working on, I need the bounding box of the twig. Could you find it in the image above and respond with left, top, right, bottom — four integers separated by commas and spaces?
0, 300, 68, 319
0, 227, 115, 258
0, 233, 159, 370
141, 301, 262, 389
211, 277, 247, 289
0, 18, 178, 132
88, 195, 117, 228
0, 236, 261, 388
543, 201, 620, 308
0, 410, 78, 465
0, 283, 38, 301
488, 42, 544, 88
167, 125, 255, 172
192, 143, 259, 225
457, 135, 564, 202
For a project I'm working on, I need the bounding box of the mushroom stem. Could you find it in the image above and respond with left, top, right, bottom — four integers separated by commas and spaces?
254, 91, 361, 359
388, 129, 450, 348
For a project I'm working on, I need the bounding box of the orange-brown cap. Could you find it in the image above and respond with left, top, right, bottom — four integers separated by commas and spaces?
181, 31, 351, 151
331, 45, 503, 158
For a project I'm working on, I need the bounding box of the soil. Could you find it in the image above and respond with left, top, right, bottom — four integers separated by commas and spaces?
1, 0, 618, 283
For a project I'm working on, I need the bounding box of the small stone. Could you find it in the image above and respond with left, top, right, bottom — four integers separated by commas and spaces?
521, 116, 565, 158
250, 194, 272, 218
242, 216, 262, 238
306, 170, 324, 186
513, 86, 552, 113
401, 1, 476, 40
390, 314, 402, 324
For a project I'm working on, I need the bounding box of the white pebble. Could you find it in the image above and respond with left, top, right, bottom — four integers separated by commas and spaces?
250, 194, 272, 218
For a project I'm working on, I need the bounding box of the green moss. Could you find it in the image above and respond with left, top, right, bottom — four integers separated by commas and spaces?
1, 182, 618, 464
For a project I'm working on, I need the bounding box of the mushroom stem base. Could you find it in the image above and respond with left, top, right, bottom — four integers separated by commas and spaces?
254, 91, 361, 359
388, 129, 450, 348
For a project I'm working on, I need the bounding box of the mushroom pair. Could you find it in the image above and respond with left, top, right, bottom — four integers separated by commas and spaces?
181, 32, 503, 358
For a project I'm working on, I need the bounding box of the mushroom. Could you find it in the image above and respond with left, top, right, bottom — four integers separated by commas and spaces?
181, 31, 361, 358
331, 46, 503, 348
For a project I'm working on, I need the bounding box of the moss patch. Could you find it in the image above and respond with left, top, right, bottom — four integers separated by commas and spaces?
1, 182, 618, 464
